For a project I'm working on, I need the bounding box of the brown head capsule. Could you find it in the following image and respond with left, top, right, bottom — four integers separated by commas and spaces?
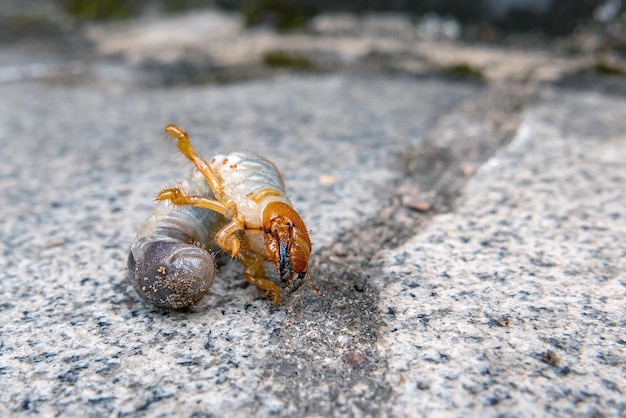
263, 201, 311, 292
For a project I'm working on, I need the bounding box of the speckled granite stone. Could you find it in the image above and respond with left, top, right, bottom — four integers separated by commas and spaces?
0, 75, 476, 416
376, 90, 626, 416
1, 73, 624, 416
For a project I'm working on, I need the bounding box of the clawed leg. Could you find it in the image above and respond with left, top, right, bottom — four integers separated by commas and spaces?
306, 272, 326, 298
164, 124, 224, 200
239, 253, 282, 304
157, 188, 244, 256
157, 187, 234, 217
214, 220, 245, 257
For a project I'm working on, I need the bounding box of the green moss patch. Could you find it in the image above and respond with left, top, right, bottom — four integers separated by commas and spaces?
263, 50, 316, 70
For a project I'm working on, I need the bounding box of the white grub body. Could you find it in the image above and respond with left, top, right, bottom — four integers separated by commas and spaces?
209, 152, 294, 252
128, 171, 223, 309
134, 172, 215, 248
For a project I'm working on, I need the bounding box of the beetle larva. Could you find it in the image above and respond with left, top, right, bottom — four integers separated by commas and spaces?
128, 170, 224, 309
157, 124, 324, 304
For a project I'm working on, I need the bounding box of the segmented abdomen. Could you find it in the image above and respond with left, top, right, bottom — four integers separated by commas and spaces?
210, 152, 291, 225
128, 171, 223, 309
211, 152, 285, 195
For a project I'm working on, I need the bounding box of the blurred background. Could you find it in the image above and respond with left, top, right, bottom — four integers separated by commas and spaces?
1, 0, 625, 90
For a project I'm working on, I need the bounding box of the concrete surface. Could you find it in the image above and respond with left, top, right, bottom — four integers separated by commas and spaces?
1, 72, 625, 417
377, 90, 626, 416
0, 75, 467, 416
1, 6, 626, 418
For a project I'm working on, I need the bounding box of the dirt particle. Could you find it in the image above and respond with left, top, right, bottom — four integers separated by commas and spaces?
541, 350, 561, 367
403, 195, 431, 212
343, 351, 365, 367
417, 380, 430, 390
497, 316, 511, 327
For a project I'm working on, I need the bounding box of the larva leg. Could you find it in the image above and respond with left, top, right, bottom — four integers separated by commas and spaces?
157, 188, 244, 258
164, 124, 224, 200
306, 272, 326, 298
157, 187, 234, 217
239, 253, 282, 304
214, 219, 245, 257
